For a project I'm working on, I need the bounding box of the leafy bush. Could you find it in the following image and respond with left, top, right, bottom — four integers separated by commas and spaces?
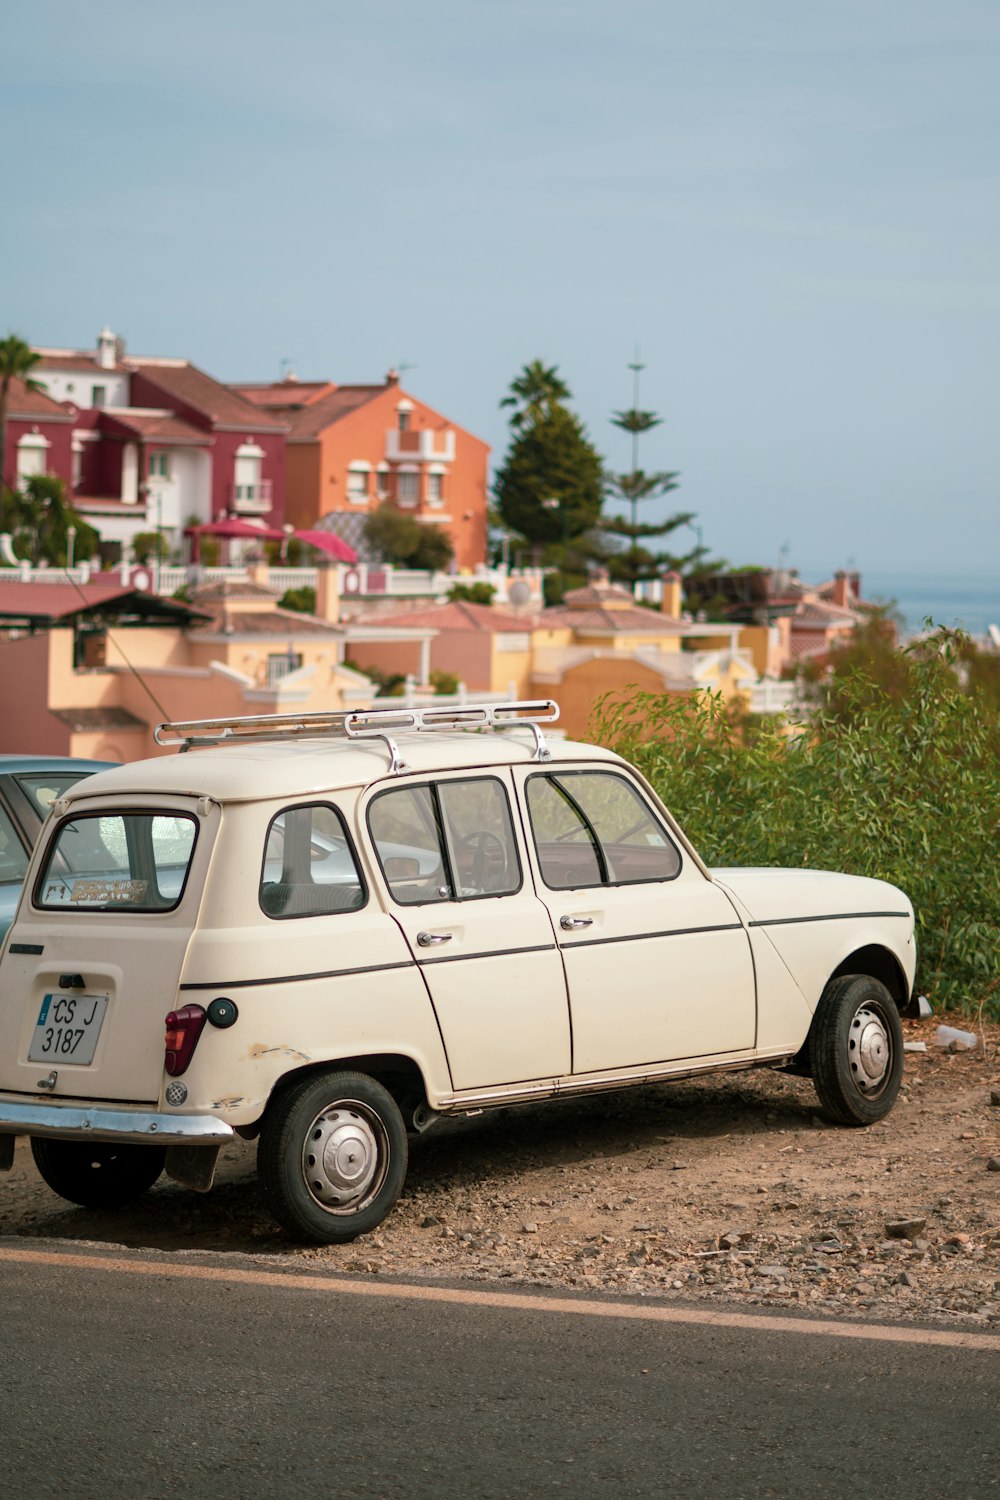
131, 531, 171, 565
279, 586, 316, 614
363, 504, 454, 571
591, 630, 1000, 1017
447, 582, 495, 605
430, 669, 461, 695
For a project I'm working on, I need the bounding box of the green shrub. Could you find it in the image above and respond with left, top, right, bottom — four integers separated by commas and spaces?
279, 586, 316, 614
591, 630, 1000, 1018
447, 582, 495, 605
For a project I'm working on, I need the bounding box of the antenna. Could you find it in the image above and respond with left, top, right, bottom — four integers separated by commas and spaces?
278, 357, 296, 381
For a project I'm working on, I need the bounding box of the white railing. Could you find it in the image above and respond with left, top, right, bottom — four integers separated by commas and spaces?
749, 679, 800, 715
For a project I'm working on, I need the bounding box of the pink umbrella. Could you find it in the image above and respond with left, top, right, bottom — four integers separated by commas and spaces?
294, 530, 358, 563
186, 520, 286, 541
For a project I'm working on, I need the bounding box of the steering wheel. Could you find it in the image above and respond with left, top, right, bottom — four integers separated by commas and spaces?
457, 831, 510, 893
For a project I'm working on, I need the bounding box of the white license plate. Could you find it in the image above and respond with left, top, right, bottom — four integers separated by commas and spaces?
28, 993, 109, 1066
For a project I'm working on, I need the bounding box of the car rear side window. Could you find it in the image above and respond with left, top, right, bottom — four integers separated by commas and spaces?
259, 803, 366, 919
526, 771, 681, 889
36, 812, 197, 911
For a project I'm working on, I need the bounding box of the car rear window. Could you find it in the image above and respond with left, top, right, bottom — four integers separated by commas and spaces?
35, 812, 198, 912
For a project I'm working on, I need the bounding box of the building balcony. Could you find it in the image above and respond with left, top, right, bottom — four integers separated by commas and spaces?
384, 428, 455, 464
228, 480, 273, 513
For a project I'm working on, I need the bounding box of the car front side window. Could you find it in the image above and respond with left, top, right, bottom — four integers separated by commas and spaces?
526, 771, 681, 889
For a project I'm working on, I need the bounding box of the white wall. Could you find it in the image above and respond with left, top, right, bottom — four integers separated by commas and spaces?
36, 368, 131, 408
147, 447, 210, 537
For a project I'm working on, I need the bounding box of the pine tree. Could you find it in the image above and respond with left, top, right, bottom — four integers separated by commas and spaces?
494, 364, 603, 567
603, 355, 696, 586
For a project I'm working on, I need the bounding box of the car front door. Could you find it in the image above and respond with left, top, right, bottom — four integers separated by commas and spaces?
514, 764, 757, 1074
363, 772, 570, 1093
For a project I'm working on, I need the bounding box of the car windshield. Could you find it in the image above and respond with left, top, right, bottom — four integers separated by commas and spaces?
36, 812, 197, 912
0, 804, 29, 886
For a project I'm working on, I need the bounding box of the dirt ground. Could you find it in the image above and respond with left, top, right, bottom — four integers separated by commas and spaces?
3, 1018, 999, 1328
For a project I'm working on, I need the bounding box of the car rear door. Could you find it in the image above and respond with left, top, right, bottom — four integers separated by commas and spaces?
513, 764, 756, 1073
362, 771, 571, 1092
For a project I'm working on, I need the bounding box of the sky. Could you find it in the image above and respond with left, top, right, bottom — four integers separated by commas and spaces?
5, 0, 999, 580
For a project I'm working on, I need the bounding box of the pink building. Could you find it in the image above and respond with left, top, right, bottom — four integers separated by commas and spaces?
10, 328, 287, 561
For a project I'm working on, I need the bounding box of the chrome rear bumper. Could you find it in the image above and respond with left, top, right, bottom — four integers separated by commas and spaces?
0, 1094, 235, 1157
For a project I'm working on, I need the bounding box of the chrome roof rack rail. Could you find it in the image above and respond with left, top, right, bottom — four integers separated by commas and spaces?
154, 700, 560, 763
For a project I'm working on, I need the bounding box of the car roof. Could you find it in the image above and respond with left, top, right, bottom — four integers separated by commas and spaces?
58, 732, 625, 807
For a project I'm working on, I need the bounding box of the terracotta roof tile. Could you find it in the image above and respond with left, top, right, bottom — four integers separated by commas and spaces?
191, 605, 344, 637
34, 351, 124, 373
128, 361, 287, 432
279, 386, 386, 440
360, 600, 530, 633
540, 604, 684, 632
51, 706, 147, 732
231, 381, 337, 409
4, 376, 75, 422
101, 411, 212, 445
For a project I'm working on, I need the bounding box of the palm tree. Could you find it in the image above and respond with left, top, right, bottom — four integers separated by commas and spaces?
0, 335, 44, 497
500, 359, 571, 430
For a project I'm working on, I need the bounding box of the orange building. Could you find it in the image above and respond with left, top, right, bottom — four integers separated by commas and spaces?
232, 371, 490, 571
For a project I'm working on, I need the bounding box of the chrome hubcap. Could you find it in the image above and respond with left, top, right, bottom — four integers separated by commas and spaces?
301, 1101, 387, 1214
849, 1006, 891, 1092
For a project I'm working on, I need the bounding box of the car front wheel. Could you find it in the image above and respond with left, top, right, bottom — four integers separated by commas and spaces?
258, 1071, 408, 1243
808, 974, 904, 1126
30, 1138, 166, 1208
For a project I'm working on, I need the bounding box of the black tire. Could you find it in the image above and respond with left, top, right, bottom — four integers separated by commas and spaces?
808, 974, 904, 1126
258, 1071, 408, 1244
30, 1138, 166, 1209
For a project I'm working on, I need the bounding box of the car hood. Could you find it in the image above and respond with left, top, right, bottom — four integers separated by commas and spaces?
710, 867, 913, 927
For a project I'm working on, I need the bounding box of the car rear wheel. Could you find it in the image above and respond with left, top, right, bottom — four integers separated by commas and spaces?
808, 974, 904, 1126
30, 1138, 166, 1208
258, 1071, 408, 1244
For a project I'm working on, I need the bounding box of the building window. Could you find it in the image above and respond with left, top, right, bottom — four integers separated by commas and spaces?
92, 385, 106, 408
347, 466, 370, 503
16, 435, 49, 490
427, 472, 444, 506
397, 471, 419, 504
267, 651, 303, 686
149, 451, 170, 479
397, 409, 410, 433
375, 464, 390, 499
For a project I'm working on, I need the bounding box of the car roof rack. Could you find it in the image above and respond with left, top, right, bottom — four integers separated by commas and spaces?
154, 700, 560, 769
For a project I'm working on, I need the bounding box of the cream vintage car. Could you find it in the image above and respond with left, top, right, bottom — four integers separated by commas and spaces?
0, 702, 916, 1243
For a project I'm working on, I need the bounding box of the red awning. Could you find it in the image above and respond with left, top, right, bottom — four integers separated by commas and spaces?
294, 530, 358, 563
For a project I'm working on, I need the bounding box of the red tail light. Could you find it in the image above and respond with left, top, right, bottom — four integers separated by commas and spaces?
164, 1004, 207, 1077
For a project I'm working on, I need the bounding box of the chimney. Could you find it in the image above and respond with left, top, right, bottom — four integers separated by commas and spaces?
832, 569, 853, 608
97, 325, 117, 370
660, 570, 683, 617
315, 560, 341, 623
385, 368, 400, 387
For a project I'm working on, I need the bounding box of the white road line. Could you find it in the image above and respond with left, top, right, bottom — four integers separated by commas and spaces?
2, 1244, 998, 1352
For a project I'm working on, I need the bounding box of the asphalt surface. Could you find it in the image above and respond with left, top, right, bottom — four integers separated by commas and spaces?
1, 1242, 998, 1500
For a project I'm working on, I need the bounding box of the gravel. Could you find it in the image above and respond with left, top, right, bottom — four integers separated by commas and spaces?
2, 1018, 998, 1329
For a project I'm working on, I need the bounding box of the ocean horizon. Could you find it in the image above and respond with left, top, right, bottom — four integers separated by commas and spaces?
844, 571, 1000, 639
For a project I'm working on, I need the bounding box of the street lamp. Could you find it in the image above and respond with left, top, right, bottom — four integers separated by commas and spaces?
66, 524, 76, 571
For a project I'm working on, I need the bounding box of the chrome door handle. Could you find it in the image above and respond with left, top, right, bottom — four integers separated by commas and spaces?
560, 915, 594, 930
417, 931, 453, 947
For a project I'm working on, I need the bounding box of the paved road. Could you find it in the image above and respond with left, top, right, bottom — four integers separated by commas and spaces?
1, 1241, 998, 1500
